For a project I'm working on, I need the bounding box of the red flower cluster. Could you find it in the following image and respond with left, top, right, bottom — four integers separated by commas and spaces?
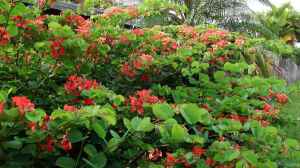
275, 93, 288, 104
229, 114, 248, 123
60, 134, 72, 151
0, 27, 10, 46
11, 16, 30, 29
64, 105, 78, 112
129, 89, 160, 115
12, 96, 35, 116
40, 136, 54, 152
121, 63, 136, 78
64, 75, 98, 96
121, 54, 154, 78
192, 146, 206, 157
102, 6, 139, 18
178, 26, 198, 38
132, 28, 144, 36
235, 37, 245, 46
66, 15, 91, 37
148, 148, 162, 161
165, 153, 191, 168
200, 29, 228, 44
50, 39, 65, 59
0, 101, 5, 114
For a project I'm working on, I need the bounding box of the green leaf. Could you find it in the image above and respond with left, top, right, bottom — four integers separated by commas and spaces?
107, 137, 122, 153
0, 1, 10, 11
98, 107, 116, 126
7, 24, 18, 37
224, 150, 240, 162
285, 138, 300, 149
56, 157, 76, 168
92, 122, 106, 139
69, 129, 84, 143
236, 160, 248, 168
180, 104, 211, 125
84, 144, 98, 157
171, 124, 188, 143
0, 15, 6, 24
2, 140, 22, 149
152, 103, 175, 120
90, 152, 107, 168
10, 3, 29, 16
242, 150, 258, 166
135, 117, 154, 132
25, 109, 46, 122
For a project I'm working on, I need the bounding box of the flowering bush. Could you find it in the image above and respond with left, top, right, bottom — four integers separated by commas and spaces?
0, 1, 299, 168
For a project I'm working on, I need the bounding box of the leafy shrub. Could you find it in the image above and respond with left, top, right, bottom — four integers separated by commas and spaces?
0, 1, 299, 168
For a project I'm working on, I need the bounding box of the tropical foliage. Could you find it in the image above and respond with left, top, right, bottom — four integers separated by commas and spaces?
0, 1, 299, 168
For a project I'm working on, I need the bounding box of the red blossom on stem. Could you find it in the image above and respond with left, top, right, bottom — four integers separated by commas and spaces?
129, 89, 160, 115
41, 136, 54, 152
275, 93, 288, 104
28, 122, 36, 132
83, 98, 94, 105
192, 146, 206, 157
165, 153, 176, 167
148, 148, 162, 161
12, 96, 35, 116
64, 75, 98, 96
205, 157, 215, 166
132, 28, 144, 36
0, 27, 10, 46
121, 62, 136, 78
64, 105, 78, 112
50, 39, 65, 59
0, 101, 5, 114
60, 134, 72, 152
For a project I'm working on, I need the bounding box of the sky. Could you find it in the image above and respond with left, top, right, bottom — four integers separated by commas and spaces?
247, 0, 300, 12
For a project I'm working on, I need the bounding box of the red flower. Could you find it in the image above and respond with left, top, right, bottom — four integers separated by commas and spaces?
205, 157, 215, 166
60, 134, 72, 151
214, 40, 228, 48
275, 93, 288, 104
229, 114, 248, 123
235, 37, 245, 46
83, 98, 94, 105
140, 54, 153, 64
132, 28, 144, 36
165, 153, 176, 167
64, 75, 98, 96
12, 96, 35, 116
41, 136, 54, 152
234, 144, 241, 151
50, 39, 65, 59
261, 120, 270, 127
171, 42, 178, 50
28, 122, 36, 132
148, 148, 162, 161
129, 90, 160, 115
64, 105, 78, 112
140, 74, 150, 82
263, 103, 272, 113
121, 63, 136, 78
0, 27, 10, 46
112, 103, 118, 110
201, 104, 212, 112
0, 101, 5, 114
192, 146, 206, 157
186, 56, 193, 63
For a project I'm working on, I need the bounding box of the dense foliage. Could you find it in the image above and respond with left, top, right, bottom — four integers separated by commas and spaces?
0, 2, 299, 168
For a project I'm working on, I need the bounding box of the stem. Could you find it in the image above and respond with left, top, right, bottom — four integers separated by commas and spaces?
75, 139, 85, 168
